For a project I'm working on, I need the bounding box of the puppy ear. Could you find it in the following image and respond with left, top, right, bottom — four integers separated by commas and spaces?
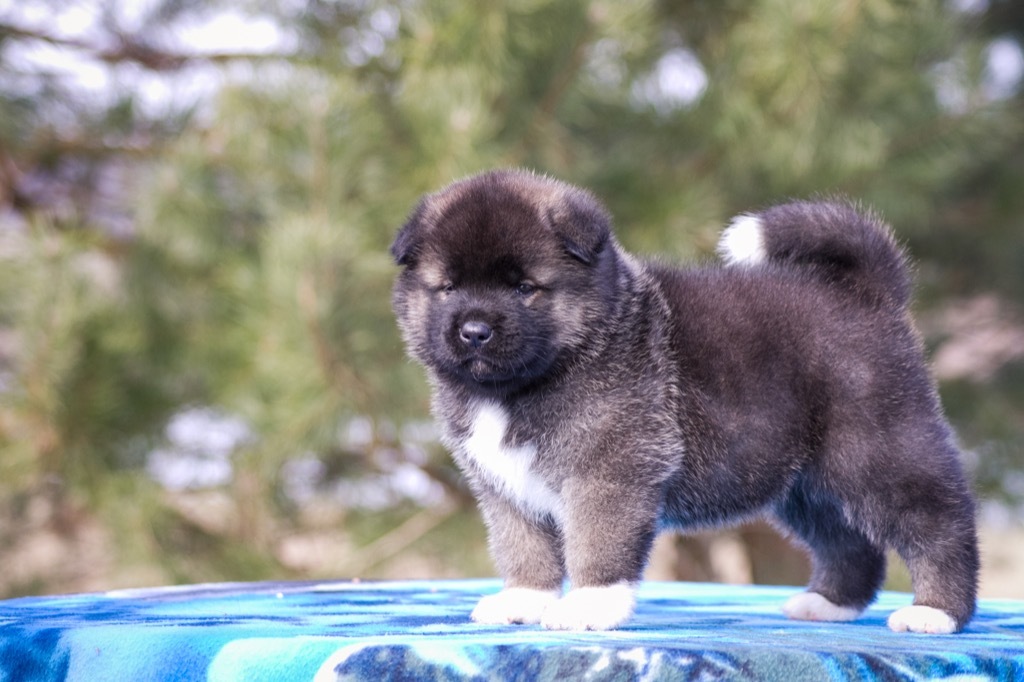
547, 189, 611, 265
391, 201, 426, 266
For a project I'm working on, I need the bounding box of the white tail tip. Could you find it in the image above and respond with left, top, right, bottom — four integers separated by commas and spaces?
718, 214, 766, 266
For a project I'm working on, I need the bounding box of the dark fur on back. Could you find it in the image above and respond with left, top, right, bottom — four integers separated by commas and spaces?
392, 169, 978, 632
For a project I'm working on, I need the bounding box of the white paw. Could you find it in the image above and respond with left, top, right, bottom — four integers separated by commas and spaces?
540, 583, 636, 631
718, 214, 766, 266
782, 592, 862, 622
887, 605, 958, 634
470, 587, 560, 625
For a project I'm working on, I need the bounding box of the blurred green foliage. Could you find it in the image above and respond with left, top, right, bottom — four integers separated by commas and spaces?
0, 0, 1021, 596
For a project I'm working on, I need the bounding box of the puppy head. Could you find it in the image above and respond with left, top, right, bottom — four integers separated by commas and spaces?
391, 169, 611, 268
392, 169, 619, 396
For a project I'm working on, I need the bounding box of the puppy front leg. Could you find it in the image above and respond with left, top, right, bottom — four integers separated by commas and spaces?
471, 491, 564, 625
541, 479, 659, 631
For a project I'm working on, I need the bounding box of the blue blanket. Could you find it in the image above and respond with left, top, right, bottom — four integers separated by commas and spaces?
1, 580, 1022, 681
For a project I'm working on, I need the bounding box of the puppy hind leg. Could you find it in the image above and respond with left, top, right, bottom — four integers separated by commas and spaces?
847, 425, 979, 633
774, 487, 885, 623
884, 490, 978, 634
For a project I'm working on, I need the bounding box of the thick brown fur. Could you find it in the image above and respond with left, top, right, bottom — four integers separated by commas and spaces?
391, 169, 978, 632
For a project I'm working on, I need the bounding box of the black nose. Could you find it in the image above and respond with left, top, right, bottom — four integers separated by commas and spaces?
459, 320, 493, 348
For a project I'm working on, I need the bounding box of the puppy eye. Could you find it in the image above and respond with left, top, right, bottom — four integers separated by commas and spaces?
515, 282, 536, 296
440, 283, 455, 294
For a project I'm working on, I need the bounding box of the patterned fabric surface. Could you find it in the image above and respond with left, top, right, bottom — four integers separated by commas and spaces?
1, 579, 1022, 681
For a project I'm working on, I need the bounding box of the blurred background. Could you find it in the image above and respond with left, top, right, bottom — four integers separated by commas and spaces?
0, 0, 1022, 600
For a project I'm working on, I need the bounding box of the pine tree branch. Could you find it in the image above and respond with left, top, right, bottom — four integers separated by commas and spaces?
511, 8, 598, 162
296, 272, 371, 405
839, 104, 1000, 197
338, 500, 458, 576
0, 21, 293, 72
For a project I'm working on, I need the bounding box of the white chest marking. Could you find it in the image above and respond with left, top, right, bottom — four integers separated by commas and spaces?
463, 402, 562, 523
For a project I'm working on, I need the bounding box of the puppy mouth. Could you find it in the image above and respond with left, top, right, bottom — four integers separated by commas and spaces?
452, 351, 553, 391
441, 314, 557, 391
463, 356, 519, 383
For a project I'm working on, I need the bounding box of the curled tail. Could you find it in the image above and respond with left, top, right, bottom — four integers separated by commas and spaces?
717, 200, 912, 309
